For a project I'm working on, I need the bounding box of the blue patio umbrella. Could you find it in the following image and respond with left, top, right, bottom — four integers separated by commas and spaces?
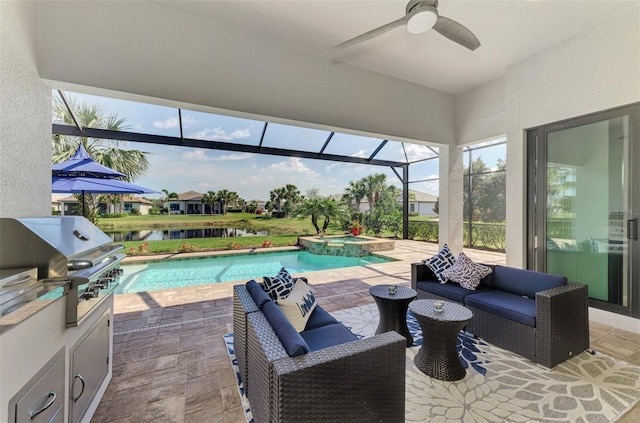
51, 176, 158, 194
52, 143, 126, 179
52, 144, 158, 216
52, 176, 159, 217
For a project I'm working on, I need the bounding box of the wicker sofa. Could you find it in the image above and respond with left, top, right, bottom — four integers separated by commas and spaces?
411, 262, 590, 368
233, 281, 406, 423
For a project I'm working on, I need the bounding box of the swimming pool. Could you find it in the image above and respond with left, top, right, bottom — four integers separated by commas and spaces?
116, 250, 391, 294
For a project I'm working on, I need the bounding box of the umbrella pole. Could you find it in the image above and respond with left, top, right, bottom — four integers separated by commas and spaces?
82, 190, 86, 218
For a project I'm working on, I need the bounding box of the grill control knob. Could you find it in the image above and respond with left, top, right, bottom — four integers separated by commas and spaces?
94, 279, 110, 289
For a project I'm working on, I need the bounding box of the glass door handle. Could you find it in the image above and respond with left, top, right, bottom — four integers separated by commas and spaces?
628, 218, 638, 240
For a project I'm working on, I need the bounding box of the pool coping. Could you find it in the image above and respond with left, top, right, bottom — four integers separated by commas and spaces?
122, 243, 400, 265
122, 245, 303, 264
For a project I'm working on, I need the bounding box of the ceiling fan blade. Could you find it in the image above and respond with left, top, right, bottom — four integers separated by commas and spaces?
433, 15, 480, 51
331, 17, 406, 51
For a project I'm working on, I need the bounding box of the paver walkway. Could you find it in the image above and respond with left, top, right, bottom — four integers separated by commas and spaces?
92, 240, 640, 423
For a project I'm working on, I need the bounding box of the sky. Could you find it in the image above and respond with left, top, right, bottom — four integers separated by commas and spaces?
56, 91, 505, 202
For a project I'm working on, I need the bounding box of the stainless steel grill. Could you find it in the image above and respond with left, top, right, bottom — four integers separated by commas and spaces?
0, 216, 125, 327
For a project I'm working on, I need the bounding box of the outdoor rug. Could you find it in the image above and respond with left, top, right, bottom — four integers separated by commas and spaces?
225, 303, 640, 423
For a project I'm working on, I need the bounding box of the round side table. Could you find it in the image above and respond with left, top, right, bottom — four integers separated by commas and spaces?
369, 285, 417, 347
409, 299, 473, 381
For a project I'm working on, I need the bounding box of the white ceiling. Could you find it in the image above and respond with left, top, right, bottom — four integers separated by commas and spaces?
152, 0, 638, 94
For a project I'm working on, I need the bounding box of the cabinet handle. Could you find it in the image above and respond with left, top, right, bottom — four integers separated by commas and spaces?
628, 218, 638, 240
72, 373, 85, 402
29, 390, 56, 419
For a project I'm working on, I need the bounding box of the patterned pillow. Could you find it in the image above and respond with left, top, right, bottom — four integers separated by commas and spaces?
423, 244, 456, 284
263, 267, 296, 302
278, 279, 317, 331
442, 252, 492, 290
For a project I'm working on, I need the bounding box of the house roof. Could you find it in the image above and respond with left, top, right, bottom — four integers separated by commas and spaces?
409, 190, 438, 202
177, 191, 203, 201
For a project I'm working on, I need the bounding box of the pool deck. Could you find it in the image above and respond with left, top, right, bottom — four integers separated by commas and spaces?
94, 239, 640, 423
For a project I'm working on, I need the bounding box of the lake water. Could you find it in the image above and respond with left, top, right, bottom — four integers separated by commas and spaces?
106, 227, 269, 242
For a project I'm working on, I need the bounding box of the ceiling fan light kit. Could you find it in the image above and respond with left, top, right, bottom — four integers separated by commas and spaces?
406, 6, 438, 34
331, 0, 480, 51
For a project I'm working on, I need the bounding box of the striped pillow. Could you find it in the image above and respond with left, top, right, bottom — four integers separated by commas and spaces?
423, 244, 456, 284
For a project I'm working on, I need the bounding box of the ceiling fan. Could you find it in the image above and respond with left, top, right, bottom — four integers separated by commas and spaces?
331, 0, 480, 51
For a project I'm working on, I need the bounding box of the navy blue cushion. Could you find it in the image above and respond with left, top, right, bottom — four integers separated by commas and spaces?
246, 280, 271, 309
262, 301, 309, 357
305, 306, 339, 330
465, 291, 537, 327
493, 266, 567, 299
417, 280, 491, 304
301, 323, 358, 352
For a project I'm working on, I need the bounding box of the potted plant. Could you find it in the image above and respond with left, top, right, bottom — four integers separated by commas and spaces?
350, 220, 364, 236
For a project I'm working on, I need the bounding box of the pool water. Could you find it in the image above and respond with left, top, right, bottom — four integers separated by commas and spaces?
116, 250, 391, 294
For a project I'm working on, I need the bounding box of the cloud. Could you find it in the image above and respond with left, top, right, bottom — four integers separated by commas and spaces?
325, 163, 338, 173
353, 149, 368, 158
405, 143, 438, 160
212, 153, 255, 161
263, 157, 319, 177
188, 126, 253, 141
182, 149, 209, 161
154, 116, 179, 129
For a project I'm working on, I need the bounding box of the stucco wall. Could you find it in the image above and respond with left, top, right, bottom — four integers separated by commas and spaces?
455, 4, 640, 268
0, 1, 51, 218
505, 4, 640, 268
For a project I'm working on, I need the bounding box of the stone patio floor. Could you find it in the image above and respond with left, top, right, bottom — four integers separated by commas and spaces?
92, 239, 640, 422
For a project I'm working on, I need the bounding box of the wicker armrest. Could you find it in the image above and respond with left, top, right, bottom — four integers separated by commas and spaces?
272, 331, 406, 422
411, 262, 435, 289
535, 282, 590, 367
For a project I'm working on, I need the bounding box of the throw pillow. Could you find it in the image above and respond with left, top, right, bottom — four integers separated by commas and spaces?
263, 267, 295, 302
278, 279, 317, 331
423, 243, 456, 284
442, 252, 493, 290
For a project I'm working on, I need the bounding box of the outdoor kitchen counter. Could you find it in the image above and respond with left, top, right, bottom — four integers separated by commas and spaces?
0, 281, 67, 334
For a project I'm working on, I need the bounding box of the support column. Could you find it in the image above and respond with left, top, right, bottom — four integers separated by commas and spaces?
403, 165, 409, 239
438, 144, 464, 254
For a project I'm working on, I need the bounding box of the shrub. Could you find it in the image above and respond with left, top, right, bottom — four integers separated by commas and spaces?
179, 243, 197, 253
407, 221, 439, 242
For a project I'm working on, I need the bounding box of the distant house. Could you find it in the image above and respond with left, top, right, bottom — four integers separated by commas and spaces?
56, 194, 154, 215
163, 191, 226, 215
120, 195, 154, 215
357, 189, 438, 216
408, 190, 438, 216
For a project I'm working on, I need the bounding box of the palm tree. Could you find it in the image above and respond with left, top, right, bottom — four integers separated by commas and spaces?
52, 97, 151, 221
269, 187, 287, 214
216, 189, 236, 215
295, 195, 350, 234
201, 191, 217, 215
363, 173, 387, 211
52, 96, 150, 182
282, 184, 301, 217
342, 180, 367, 212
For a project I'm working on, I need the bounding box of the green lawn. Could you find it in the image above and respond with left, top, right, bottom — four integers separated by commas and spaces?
123, 234, 300, 255
99, 213, 347, 255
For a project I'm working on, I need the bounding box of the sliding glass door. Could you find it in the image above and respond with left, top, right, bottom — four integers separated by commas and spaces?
528, 104, 639, 317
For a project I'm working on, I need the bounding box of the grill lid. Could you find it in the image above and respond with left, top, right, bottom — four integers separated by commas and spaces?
0, 217, 121, 279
